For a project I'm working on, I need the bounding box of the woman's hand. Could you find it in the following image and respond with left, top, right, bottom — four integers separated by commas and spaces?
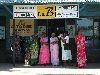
51, 41, 58, 45
42, 42, 48, 45
45, 42, 48, 45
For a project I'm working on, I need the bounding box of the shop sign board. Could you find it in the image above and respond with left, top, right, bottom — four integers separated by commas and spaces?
13, 5, 37, 19
15, 19, 34, 36
56, 4, 79, 18
10, 19, 34, 36
37, 5, 55, 19
13, 4, 79, 19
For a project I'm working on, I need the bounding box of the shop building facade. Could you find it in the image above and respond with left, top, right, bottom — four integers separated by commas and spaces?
0, 2, 100, 63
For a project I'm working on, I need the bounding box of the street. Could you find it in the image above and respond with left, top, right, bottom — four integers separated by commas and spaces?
0, 63, 100, 75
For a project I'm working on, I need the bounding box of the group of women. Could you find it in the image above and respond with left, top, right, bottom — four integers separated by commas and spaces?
39, 32, 59, 66
38, 30, 87, 68
24, 29, 87, 68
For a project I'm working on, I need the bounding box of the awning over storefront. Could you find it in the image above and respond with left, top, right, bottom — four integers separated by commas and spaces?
79, 3, 100, 17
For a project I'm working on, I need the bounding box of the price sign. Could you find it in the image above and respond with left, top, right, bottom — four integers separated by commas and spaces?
13, 5, 37, 19
37, 5, 55, 19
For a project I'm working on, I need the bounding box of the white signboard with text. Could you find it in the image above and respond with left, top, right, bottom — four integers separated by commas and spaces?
13, 4, 79, 19
56, 4, 79, 18
13, 5, 37, 19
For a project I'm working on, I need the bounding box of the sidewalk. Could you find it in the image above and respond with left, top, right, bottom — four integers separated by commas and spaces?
0, 63, 100, 75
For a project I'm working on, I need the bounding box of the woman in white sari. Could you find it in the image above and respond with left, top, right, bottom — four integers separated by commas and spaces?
50, 33, 59, 66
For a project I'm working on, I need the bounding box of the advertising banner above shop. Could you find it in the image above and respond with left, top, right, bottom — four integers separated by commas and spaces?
37, 5, 55, 19
13, 5, 37, 19
13, 4, 79, 19
56, 4, 79, 18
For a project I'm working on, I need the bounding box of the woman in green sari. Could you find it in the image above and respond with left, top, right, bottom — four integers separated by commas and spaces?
29, 33, 39, 65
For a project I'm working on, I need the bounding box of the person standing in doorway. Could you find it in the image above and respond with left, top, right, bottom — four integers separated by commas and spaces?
75, 30, 87, 68
50, 33, 59, 66
61, 31, 72, 65
38, 32, 50, 65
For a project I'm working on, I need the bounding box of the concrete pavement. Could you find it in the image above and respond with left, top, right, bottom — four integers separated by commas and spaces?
0, 63, 100, 75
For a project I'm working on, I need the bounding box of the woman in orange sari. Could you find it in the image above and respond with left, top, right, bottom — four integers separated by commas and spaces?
75, 30, 87, 68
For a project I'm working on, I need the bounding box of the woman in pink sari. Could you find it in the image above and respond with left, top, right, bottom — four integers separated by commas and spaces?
38, 33, 50, 65
75, 30, 87, 68
50, 33, 59, 66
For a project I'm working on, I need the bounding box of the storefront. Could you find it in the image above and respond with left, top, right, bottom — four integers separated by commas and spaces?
77, 3, 100, 62
0, 2, 100, 63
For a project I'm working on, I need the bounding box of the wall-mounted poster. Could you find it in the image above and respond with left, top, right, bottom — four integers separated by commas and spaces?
65, 25, 75, 38
10, 19, 34, 36
38, 26, 46, 37
0, 26, 5, 39
15, 19, 34, 36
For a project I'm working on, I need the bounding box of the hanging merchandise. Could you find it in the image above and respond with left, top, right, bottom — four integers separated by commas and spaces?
29, 34, 39, 65
14, 35, 21, 63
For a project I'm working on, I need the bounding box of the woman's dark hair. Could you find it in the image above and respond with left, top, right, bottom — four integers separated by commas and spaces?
64, 31, 69, 36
